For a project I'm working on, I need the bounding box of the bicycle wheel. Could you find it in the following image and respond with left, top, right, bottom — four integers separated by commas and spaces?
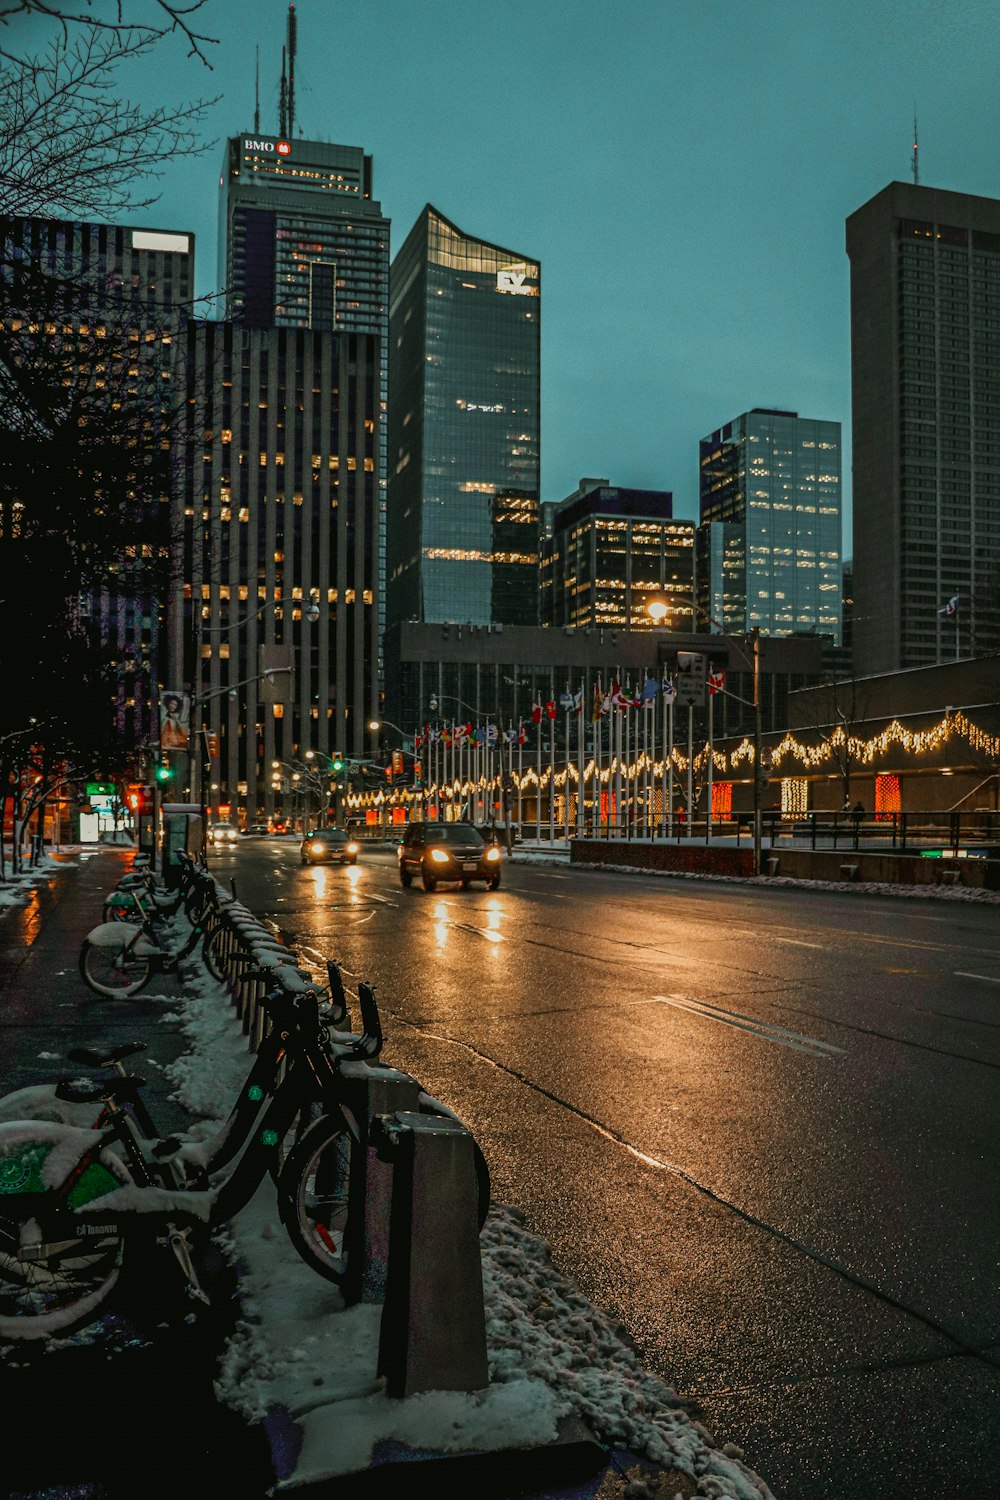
201, 921, 228, 982
79, 939, 152, 999
0, 1122, 130, 1342
276, 1112, 354, 1293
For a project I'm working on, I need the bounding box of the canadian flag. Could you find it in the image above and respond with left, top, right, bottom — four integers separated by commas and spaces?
545, 700, 557, 720
709, 670, 726, 696
517, 721, 528, 745
531, 702, 543, 725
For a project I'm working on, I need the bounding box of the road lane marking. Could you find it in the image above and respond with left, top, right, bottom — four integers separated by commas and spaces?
955, 971, 1000, 985
769, 937, 827, 950
651, 993, 845, 1057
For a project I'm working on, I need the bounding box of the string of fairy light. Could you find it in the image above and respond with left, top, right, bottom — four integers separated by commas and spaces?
344, 709, 1000, 810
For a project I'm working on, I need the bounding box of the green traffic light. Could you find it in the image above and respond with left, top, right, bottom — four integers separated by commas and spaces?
155, 765, 173, 783
332, 754, 343, 772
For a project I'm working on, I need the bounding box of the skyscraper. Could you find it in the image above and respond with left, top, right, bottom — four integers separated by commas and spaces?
386, 205, 540, 629
218, 131, 389, 640
539, 479, 693, 628
0, 215, 193, 747
698, 408, 842, 643
847, 181, 1000, 673
169, 321, 380, 819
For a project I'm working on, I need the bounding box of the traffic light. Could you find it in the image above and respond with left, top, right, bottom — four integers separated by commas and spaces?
332, 753, 344, 774
155, 761, 173, 784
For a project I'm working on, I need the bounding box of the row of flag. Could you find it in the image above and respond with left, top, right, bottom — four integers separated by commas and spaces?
413, 671, 728, 747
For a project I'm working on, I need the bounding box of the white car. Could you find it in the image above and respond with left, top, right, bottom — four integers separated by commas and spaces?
208, 821, 239, 846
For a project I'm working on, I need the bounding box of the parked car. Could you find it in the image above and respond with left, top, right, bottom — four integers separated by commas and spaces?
207, 821, 239, 847
397, 821, 501, 891
245, 823, 270, 836
300, 828, 360, 866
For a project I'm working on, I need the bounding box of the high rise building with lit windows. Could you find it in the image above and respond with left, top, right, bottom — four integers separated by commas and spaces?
386, 205, 540, 628
847, 181, 1000, 673
539, 478, 693, 628
697, 408, 842, 643
218, 133, 389, 645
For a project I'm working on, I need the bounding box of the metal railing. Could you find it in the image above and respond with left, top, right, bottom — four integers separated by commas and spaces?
570, 808, 1000, 856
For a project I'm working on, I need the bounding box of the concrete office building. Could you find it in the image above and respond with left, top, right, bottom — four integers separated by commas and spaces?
0, 215, 193, 747
218, 132, 390, 641
168, 320, 380, 818
539, 478, 694, 628
847, 181, 1000, 673
698, 408, 842, 643
387, 205, 540, 629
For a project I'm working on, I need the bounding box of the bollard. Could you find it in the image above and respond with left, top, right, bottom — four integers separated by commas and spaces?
374, 1110, 489, 1399
335, 1062, 421, 1303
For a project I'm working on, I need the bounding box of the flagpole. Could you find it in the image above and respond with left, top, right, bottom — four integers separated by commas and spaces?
535, 705, 542, 842
686, 705, 693, 834
577, 679, 585, 838
563, 685, 571, 843
707, 686, 714, 845
517, 720, 523, 829
668, 695, 674, 837
549, 700, 556, 845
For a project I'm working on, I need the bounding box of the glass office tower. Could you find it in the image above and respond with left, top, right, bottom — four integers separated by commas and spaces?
698, 408, 842, 642
387, 205, 540, 627
847, 181, 1000, 673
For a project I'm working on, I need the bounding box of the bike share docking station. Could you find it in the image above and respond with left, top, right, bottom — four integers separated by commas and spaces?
202, 886, 526, 1491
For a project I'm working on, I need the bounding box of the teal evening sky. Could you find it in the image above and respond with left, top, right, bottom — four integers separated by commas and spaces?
14, 0, 1000, 544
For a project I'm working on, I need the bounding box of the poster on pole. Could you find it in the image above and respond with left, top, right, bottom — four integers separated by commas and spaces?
159, 691, 190, 749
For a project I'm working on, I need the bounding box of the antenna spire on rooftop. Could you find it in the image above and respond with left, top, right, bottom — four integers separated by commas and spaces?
287, 3, 297, 139
279, 43, 287, 138
254, 45, 260, 133
912, 109, 920, 186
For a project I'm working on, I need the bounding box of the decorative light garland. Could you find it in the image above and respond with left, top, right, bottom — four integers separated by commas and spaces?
344, 709, 1000, 812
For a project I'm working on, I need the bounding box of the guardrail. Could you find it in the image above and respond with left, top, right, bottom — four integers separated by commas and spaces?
582, 809, 1000, 856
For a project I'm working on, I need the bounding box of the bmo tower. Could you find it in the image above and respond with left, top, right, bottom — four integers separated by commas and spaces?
218, 134, 389, 339
218, 133, 390, 632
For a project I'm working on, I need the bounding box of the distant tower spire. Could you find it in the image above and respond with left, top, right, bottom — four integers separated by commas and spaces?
287, 3, 297, 139
254, 45, 260, 134
912, 110, 920, 186
279, 44, 287, 138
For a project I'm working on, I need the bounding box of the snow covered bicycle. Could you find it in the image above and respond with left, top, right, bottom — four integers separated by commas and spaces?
0, 977, 386, 1342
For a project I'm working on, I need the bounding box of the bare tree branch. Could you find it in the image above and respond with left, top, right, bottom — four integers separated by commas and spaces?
0, 27, 218, 217
0, 0, 217, 67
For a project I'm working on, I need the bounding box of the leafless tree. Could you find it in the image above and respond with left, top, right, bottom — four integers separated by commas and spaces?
0, 27, 217, 217
0, 0, 217, 66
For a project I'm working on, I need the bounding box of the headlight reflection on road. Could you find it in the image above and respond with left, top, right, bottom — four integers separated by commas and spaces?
345, 865, 363, 897
482, 898, 504, 943
306, 866, 330, 902
433, 900, 451, 950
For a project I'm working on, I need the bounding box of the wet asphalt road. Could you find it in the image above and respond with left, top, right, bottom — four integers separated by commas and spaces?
209, 835, 1000, 1500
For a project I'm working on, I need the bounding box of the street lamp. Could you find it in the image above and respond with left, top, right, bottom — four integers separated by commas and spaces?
646, 598, 763, 875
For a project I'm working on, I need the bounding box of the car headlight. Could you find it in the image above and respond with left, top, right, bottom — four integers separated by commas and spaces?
310, 842, 325, 853
430, 848, 450, 863
486, 846, 501, 861
346, 842, 359, 854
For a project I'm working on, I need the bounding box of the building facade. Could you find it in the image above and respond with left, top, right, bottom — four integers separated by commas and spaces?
168, 320, 380, 819
698, 408, 842, 643
847, 181, 1000, 674
386, 205, 540, 629
0, 215, 193, 748
539, 478, 694, 628
218, 132, 390, 646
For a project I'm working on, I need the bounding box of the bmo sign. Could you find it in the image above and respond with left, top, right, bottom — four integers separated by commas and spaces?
244, 138, 292, 158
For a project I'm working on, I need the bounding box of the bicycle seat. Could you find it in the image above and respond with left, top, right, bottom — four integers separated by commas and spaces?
55, 1077, 143, 1104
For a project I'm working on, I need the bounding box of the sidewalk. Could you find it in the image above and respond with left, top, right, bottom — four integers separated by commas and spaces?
0, 853, 775, 1500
